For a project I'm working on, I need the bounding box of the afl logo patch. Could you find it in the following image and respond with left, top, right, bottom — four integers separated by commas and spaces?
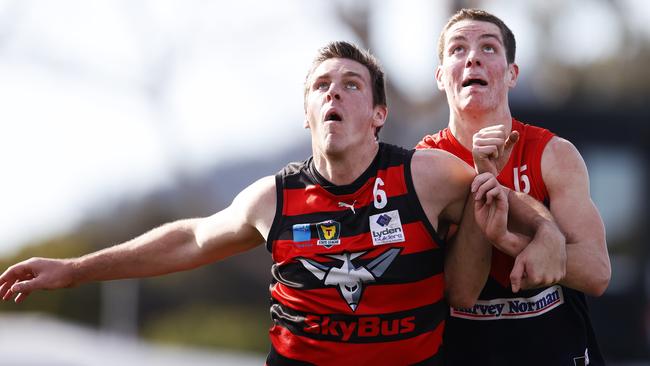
316, 220, 341, 248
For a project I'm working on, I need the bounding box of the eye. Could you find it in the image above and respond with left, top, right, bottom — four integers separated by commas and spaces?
483, 44, 495, 53
451, 45, 464, 55
315, 81, 329, 91
345, 81, 359, 90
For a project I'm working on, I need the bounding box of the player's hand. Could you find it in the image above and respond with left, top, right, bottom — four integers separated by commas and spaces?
472, 174, 530, 254
0, 258, 75, 303
472, 125, 519, 175
509, 223, 567, 293
472, 172, 511, 244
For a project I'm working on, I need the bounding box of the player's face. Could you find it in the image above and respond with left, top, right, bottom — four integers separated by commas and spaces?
304, 58, 386, 157
436, 20, 518, 114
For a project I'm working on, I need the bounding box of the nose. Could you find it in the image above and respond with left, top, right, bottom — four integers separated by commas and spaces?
465, 49, 482, 68
326, 84, 342, 102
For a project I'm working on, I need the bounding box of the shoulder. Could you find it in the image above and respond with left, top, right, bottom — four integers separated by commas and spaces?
229, 175, 277, 220
235, 175, 277, 211
229, 175, 277, 240
542, 136, 584, 168
541, 136, 589, 191
194, 175, 277, 250
411, 149, 474, 194
411, 148, 474, 226
412, 148, 472, 173
412, 148, 449, 171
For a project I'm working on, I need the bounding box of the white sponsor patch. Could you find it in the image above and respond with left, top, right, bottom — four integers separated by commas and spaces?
369, 210, 405, 246
450, 285, 565, 320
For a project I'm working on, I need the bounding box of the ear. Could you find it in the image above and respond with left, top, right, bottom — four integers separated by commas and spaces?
435, 65, 445, 91
507, 63, 519, 88
372, 105, 388, 129
303, 119, 310, 129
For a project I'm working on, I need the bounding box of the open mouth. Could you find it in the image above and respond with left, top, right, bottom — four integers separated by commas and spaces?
325, 111, 342, 121
462, 78, 488, 87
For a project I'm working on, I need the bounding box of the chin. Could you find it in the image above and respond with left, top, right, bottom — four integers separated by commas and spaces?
319, 137, 345, 156
323, 145, 347, 158
459, 98, 492, 113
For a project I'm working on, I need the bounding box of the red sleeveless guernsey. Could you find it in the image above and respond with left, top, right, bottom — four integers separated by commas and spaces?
416, 119, 604, 366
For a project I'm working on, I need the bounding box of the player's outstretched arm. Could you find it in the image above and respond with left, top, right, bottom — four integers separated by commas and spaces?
0, 176, 276, 303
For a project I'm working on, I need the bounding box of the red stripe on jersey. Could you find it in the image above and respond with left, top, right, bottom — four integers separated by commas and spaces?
271, 273, 444, 315
273, 221, 438, 263
269, 320, 444, 366
282, 165, 407, 216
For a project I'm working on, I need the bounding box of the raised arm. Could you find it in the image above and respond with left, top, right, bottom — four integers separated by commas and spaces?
542, 137, 611, 296
0, 176, 277, 303
411, 149, 493, 308
473, 126, 568, 293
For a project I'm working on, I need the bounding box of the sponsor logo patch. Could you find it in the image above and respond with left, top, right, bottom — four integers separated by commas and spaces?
316, 220, 341, 248
369, 210, 405, 246
450, 285, 565, 320
303, 314, 415, 341
292, 223, 311, 243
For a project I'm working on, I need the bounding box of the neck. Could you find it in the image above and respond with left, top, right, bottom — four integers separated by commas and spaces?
448, 107, 513, 150
312, 141, 380, 185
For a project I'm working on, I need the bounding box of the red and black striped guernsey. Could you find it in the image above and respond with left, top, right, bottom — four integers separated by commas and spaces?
265, 143, 446, 366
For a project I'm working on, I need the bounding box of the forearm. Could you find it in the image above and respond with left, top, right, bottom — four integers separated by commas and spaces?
497, 190, 558, 256
560, 239, 610, 296
491, 229, 528, 257
550, 203, 610, 296
508, 190, 554, 236
71, 219, 203, 285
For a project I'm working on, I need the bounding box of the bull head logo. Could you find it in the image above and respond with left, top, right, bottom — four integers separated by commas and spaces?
297, 248, 401, 312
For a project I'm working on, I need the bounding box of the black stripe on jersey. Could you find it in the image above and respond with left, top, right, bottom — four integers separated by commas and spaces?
275, 194, 429, 241
272, 248, 443, 289
269, 300, 447, 344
